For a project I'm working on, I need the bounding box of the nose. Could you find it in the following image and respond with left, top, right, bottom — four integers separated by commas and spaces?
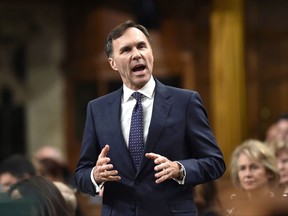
132, 48, 141, 60
243, 168, 252, 177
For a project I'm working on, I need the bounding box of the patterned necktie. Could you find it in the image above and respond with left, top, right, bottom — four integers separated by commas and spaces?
128, 92, 144, 170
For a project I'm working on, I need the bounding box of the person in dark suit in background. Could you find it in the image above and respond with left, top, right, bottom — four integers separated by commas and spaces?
75, 20, 226, 216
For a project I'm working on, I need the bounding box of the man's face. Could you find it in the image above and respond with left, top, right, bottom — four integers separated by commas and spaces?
108, 27, 154, 90
0, 172, 18, 192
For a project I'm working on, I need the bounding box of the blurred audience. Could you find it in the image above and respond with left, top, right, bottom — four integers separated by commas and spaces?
0, 154, 36, 193
34, 145, 66, 165
54, 181, 77, 216
265, 123, 278, 143
275, 113, 288, 141
33, 146, 83, 216
33, 145, 76, 188
8, 175, 71, 216
37, 158, 70, 183
265, 113, 288, 143
193, 181, 222, 216
269, 140, 288, 197
0, 196, 35, 216
226, 139, 280, 215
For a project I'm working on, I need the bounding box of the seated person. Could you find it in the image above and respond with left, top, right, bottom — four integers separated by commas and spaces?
8, 176, 71, 216
54, 181, 77, 216
0, 154, 36, 192
226, 139, 280, 215
270, 140, 288, 196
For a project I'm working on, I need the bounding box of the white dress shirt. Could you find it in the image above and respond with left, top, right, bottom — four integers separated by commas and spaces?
121, 77, 155, 146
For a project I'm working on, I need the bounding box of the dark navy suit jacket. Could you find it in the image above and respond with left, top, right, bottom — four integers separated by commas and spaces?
75, 79, 225, 216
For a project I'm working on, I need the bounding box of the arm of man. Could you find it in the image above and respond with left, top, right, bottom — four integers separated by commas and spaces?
180, 92, 226, 185
75, 102, 120, 196
145, 91, 225, 186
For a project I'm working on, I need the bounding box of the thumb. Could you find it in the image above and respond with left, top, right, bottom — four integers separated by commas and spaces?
99, 144, 110, 159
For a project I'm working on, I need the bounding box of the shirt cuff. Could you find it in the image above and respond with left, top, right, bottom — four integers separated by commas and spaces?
173, 161, 186, 185
90, 167, 104, 193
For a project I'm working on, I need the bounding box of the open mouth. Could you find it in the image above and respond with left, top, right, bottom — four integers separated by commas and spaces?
132, 64, 146, 72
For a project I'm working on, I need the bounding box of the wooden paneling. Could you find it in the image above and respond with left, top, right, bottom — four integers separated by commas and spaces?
210, 0, 246, 165
245, 0, 288, 140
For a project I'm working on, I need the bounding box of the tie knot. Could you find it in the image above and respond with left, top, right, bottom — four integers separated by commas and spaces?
132, 92, 142, 103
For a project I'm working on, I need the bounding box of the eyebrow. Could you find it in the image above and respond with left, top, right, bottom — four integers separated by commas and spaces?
119, 40, 147, 53
137, 41, 147, 47
119, 45, 131, 54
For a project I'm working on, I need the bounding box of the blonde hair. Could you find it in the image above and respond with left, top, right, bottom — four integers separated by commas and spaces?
267, 140, 288, 157
230, 139, 280, 189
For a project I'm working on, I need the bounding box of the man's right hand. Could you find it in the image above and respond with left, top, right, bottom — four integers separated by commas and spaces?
93, 144, 121, 184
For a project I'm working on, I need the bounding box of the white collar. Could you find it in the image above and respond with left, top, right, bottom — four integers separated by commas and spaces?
123, 76, 155, 102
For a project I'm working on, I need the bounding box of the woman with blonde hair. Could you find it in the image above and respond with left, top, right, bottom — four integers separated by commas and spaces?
269, 140, 288, 196
226, 139, 280, 215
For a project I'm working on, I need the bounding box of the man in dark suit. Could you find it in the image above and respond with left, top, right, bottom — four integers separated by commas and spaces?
75, 20, 225, 216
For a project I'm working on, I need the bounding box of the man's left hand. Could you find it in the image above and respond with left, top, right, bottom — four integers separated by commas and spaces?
145, 152, 181, 184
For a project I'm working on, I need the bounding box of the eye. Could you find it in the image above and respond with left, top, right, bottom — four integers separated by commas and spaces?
138, 42, 147, 49
250, 164, 259, 170
238, 165, 246, 171
120, 46, 131, 54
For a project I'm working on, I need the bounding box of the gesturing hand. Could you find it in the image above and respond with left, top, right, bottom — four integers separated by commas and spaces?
145, 152, 181, 184
93, 144, 121, 184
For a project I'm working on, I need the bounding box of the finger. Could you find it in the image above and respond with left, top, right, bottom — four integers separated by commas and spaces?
101, 170, 121, 182
101, 169, 118, 178
146, 153, 166, 165
99, 144, 110, 159
106, 175, 121, 182
99, 163, 113, 172
96, 156, 111, 167
154, 162, 167, 171
155, 168, 167, 178
95, 167, 121, 183
99, 176, 120, 183
145, 152, 160, 160
154, 160, 175, 175
155, 176, 167, 184
155, 169, 172, 184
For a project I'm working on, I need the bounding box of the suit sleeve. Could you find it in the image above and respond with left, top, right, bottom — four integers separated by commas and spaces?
179, 91, 226, 186
74, 101, 101, 196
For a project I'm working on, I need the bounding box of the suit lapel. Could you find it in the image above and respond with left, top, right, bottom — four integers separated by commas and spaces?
106, 89, 136, 174
138, 80, 172, 172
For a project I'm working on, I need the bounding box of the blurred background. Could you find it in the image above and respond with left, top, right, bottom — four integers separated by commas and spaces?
0, 0, 287, 213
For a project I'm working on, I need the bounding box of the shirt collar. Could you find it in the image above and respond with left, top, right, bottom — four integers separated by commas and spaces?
123, 76, 156, 102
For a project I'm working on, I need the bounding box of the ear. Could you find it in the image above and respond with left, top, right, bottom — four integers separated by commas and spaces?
108, 57, 118, 71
